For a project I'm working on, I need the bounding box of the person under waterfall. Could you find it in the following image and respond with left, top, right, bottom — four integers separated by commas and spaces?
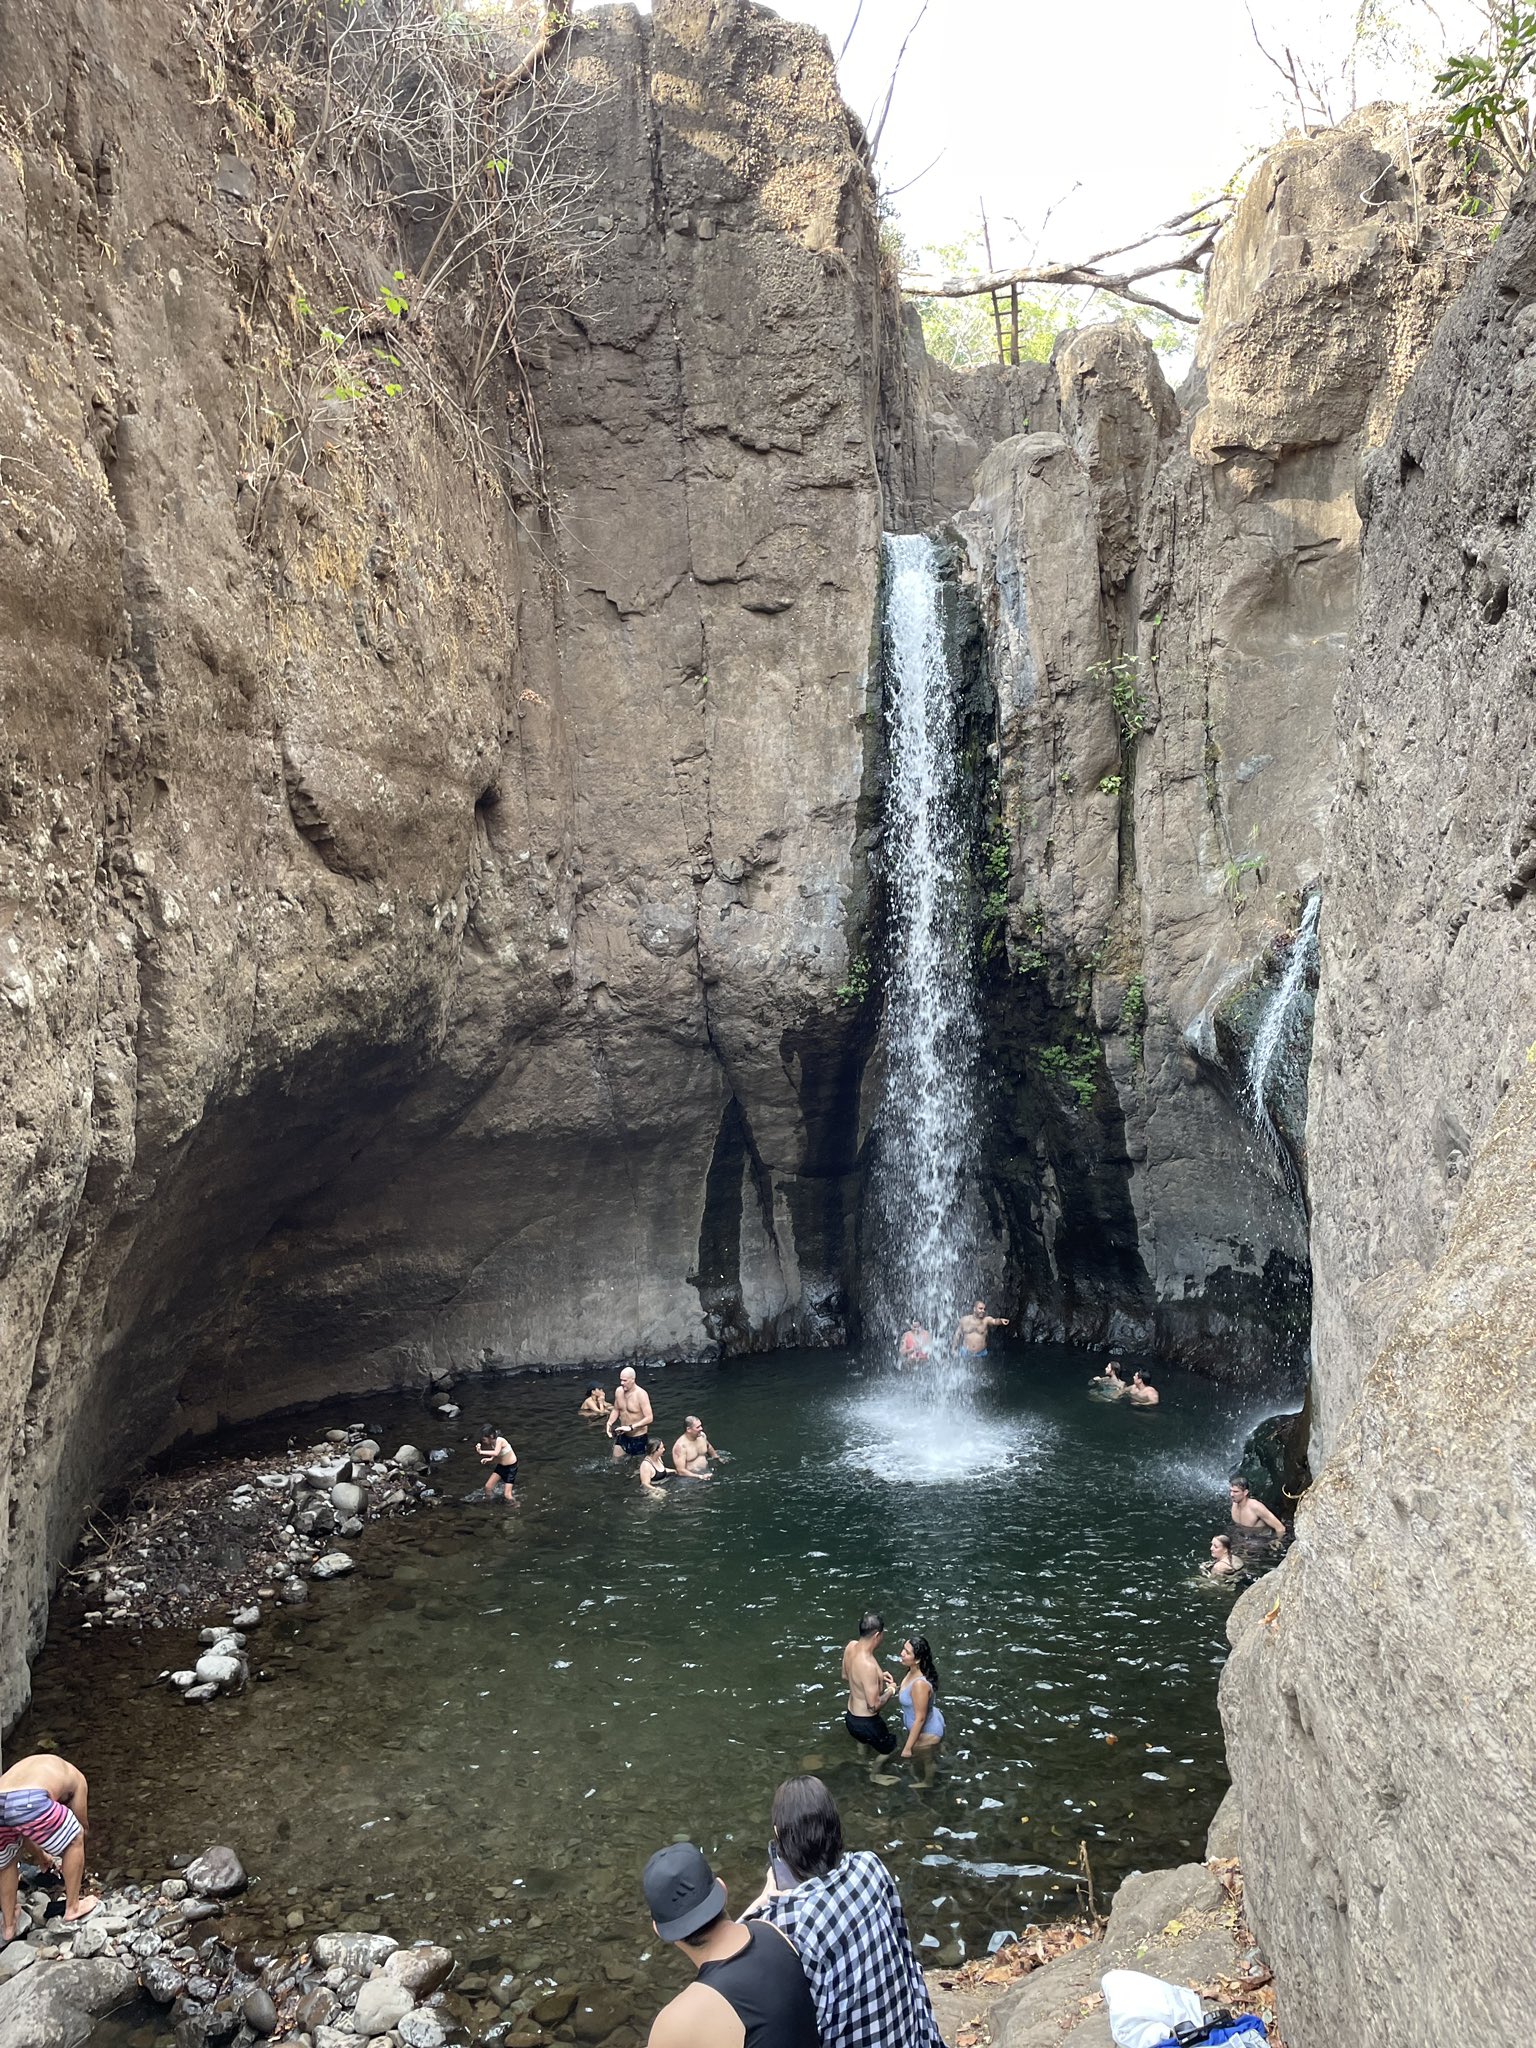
952, 1300, 1008, 1357
897, 1321, 932, 1368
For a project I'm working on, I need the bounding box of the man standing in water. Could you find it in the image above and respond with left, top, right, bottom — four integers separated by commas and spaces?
607, 1367, 655, 1460
1227, 1476, 1286, 1546
841, 1611, 898, 1754
953, 1300, 1008, 1356
0, 1752, 99, 1937
673, 1415, 727, 1479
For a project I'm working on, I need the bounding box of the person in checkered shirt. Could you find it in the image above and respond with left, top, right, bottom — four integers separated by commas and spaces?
745, 1776, 944, 2048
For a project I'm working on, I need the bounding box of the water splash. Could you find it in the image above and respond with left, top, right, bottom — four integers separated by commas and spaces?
1245, 892, 1321, 1171
867, 534, 987, 1392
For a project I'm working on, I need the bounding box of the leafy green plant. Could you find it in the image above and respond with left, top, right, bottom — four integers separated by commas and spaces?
1437, 5, 1536, 187
836, 953, 872, 1005
1098, 774, 1122, 796
979, 829, 1011, 961
1038, 1035, 1100, 1111
1220, 833, 1267, 911
1087, 655, 1149, 746
1120, 974, 1147, 1067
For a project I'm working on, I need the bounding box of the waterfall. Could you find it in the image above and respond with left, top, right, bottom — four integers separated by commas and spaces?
868, 533, 987, 1389
1246, 892, 1321, 1161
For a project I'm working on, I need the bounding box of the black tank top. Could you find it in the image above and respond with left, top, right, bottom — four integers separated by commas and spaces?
697, 1923, 820, 2048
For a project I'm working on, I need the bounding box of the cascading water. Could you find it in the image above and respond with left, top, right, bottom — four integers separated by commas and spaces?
866, 533, 988, 1411
1246, 891, 1321, 1173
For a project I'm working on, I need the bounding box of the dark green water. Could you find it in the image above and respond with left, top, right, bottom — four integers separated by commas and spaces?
25, 1345, 1273, 2030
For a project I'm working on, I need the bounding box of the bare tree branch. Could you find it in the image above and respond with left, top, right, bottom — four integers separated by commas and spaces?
867, 0, 929, 159
838, 0, 866, 62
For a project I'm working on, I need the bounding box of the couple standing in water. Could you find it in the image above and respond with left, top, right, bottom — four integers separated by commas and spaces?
841, 1611, 943, 1761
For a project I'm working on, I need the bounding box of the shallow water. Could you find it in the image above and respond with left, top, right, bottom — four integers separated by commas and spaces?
23, 1345, 1273, 2027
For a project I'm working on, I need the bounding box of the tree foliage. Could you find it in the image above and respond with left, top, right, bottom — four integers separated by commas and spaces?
1436, 3, 1536, 183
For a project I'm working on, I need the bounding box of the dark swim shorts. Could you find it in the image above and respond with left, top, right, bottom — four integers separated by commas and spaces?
844, 1710, 898, 1754
617, 1431, 649, 1458
494, 1462, 518, 1485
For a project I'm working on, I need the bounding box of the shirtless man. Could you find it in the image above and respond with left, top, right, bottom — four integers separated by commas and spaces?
953, 1300, 1008, 1357
841, 1610, 897, 1754
1227, 1476, 1286, 1547
607, 1367, 654, 1461
1128, 1370, 1160, 1406
0, 1752, 98, 1937
672, 1415, 726, 1480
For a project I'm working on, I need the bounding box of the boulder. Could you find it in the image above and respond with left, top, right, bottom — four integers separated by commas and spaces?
193, 1653, 245, 1691
0, 1947, 37, 1986
352, 1977, 414, 2036
329, 1482, 366, 1518
351, 1441, 381, 1464
0, 1955, 137, 2048
392, 1446, 426, 1471
396, 2010, 447, 2048
310, 1553, 354, 1581
382, 1945, 454, 1997
242, 1986, 278, 2036
184, 1847, 248, 1898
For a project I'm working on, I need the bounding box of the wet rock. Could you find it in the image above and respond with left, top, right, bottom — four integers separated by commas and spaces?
313, 2027, 355, 2048
183, 1683, 220, 1703
285, 1909, 305, 1932
383, 1945, 454, 1997
231, 1606, 261, 1630
181, 1900, 224, 1924
0, 1954, 138, 2042
310, 1552, 354, 1581
531, 1990, 578, 2025
185, 1847, 248, 1898
194, 1652, 245, 1691
396, 2010, 447, 2048
70, 1918, 110, 1959
337, 1515, 364, 1538
353, 1976, 414, 2035
278, 1578, 309, 1606
242, 1986, 278, 2035
427, 1449, 449, 1465
393, 1446, 426, 1471
352, 1442, 381, 1464
161, 1880, 189, 1903
329, 1483, 366, 1518
143, 1955, 189, 2002
574, 1992, 631, 2041
169, 1670, 198, 1690
312, 1933, 398, 1973
295, 1985, 337, 2029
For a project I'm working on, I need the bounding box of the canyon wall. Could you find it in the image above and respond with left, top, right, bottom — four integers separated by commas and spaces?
1222, 177, 1536, 2046
0, 0, 885, 1727
941, 114, 1482, 1377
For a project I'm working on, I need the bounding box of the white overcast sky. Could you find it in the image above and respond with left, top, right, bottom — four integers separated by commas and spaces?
581, 0, 1487, 270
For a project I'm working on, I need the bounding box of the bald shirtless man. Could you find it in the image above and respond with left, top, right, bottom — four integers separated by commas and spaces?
1227, 1477, 1286, 1548
842, 1610, 898, 1754
0, 1752, 98, 1937
953, 1300, 1008, 1357
607, 1367, 655, 1461
672, 1416, 726, 1480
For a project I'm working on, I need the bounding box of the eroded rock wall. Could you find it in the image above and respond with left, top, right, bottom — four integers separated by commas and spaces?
1222, 178, 1536, 2046
0, 0, 885, 1727
949, 113, 1483, 1374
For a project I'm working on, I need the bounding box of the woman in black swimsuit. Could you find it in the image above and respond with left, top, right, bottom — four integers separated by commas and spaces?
638, 1438, 671, 1491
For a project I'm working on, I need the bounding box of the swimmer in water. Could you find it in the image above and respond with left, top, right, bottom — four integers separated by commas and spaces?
477, 1430, 518, 1501
1089, 1358, 1126, 1395
898, 1321, 933, 1368
607, 1367, 655, 1461
895, 1634, 945, 1759
1227, 1476, 1286, 1548
638, 1438, 671, 1490
1205, 1533, 1243, 1578
1128, 1370, 1160, 1406
579, 1384, 610, 1418
953, 1300, 1008, 1357
672, 1415, 727, 1479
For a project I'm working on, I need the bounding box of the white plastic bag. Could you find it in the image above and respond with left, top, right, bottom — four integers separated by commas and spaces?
1101, 1968, 1205, 2048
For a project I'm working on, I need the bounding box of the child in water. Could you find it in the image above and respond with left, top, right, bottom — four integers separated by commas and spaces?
477, 1430, 518, 1500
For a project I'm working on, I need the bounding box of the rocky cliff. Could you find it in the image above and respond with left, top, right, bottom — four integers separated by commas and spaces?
1222, 176, 1536, 2046
0, 0, 886, 1727
943, 114, 1483, 1378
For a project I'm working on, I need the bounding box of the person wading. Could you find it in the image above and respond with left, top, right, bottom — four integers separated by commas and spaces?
841, 1611, 897, 1754
1227, 1476, 1285, 1547
643, 1842, 819, 2048
673, 1415, 727, 1480
952, 1300, 1007, 1356
607, 1367, 655, 1461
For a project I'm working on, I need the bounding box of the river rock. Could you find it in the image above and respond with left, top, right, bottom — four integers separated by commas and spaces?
231, 1605, 261, 1629
279, 1577, 309, 1605
310, 1552, 354, 1581
574, 1992, 632, 2042
183, 1682, 220, 1703
313, 2028, 355, 2048
0, 1945, 37, 1984
169, 1669, 198, 1689
241, 1986, 278, 2035
330, 1482, 366, 1517
392, 1445, 425, 1471
69, 1918, 110, 1959
383, 1945, 453, 1997
351, 1441, 381, 1464
531, 1989, 578, 2025
143, 1955, 189, 2003
352, 1977, 414, 2036
0, 1954, 138, 2043
313, 1933, 398, 1973
185, 1848, 248, 1899
396, 2010, 447, 2048
193, 1652, 245, 1691
295, 1986, 337, 2029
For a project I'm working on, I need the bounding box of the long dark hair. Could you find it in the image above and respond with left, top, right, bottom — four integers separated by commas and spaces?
907, 1633, 940, 1694
771, 1776, 843, 1881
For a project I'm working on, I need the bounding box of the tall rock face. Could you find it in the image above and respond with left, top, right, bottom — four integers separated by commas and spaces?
1222, 181, 1536, 2046
0, 0, 884, 1726
946, 113, 1482, 1375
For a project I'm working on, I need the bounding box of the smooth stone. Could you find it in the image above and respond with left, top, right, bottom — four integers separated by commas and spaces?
313, 2028, 354, 2048
382, 1947, 453, 1997
352, 1442, 381, 1464
285, 1910, 305, 1932
183, 1683, 220, 1702
295, 1986, 338, 2028
352, 1977, 414, 2035
279, 1578, 309, 1605
142, 1956, 188, 2003
0, 1945, 38, 1983
392, 1446, 426, 1470
185, 1848, 248, 1899
395, 2012, 447, 2048
70, 1919, 110, 1959
573, 1992, 631, 2042
329, 1483, 366, 1518
337, 1516, 364, 1538
169, 1671, 198, 1690
312, 1933, 398, 1974
310, 1553, 354, 1581
242, 1987, 278, 2035
194, 1654, 245, 1691
231, 1606, 261, 1630
530, 1990, 577, 2025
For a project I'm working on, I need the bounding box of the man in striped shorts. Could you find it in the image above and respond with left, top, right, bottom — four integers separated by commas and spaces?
0, 1752, 98, 1939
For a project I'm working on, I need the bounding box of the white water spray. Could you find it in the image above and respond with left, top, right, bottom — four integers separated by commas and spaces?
1246, 892, 1321, 1161
867, 534, 988, 1399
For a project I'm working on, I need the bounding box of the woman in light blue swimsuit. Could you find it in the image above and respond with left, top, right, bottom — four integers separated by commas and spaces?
897, 1635, 945, 1758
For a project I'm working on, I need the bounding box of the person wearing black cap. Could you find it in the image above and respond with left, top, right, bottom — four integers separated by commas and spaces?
642, 1842, 820, 2048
